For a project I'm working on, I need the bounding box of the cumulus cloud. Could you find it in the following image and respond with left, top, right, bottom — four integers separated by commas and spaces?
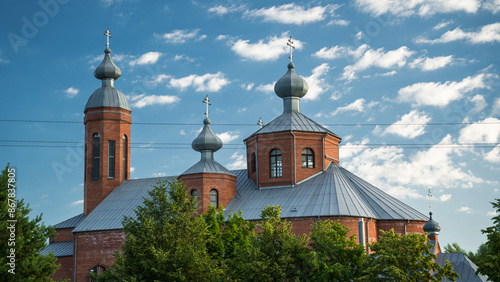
226, 152, 247, 170
174, 54, 194, 62
354, 0, 480, 17
229, 34, 303, 61
483, 0, 500, 13
397, 73, 493, 107
341, 134, 484, 199
64, 87, 79, 98
208, 4, 246, 15
469, 95, 487, 114
128, 94, 180, 108
487, 210, 499, 216
458, 206, 473, 213
458, 117, 500, 163
439, 194, 452, 201
303, 63, 331, 100
492, 97, 500, 116
376, 110, 431, 139
256, 83, 275, 93
148, 74, 171, 85
71, 200, 84, 206
169, 72, 230, 92
327, 19, 350, 26
331, 98, 378, 116
409, 55, 454, 71
416, 23, 500, 44
313, 44, 368, 60
129, 51, 162, 66
433, 20, 455, 30
216, 131, 240, 143
155, 29, 206, 44
244, 3, 339, 25
241, 83, 254, 91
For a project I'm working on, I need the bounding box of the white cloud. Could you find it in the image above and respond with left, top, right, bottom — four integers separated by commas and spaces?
470, 95, 487, 114
439, 194, 452, 201
327, 19, 350, 26
416, 23, 500, 44
155, 29, 206, 44
458, 117, 500, 163
342, 45, 414, 81
169, 72, 230, 92
130, 167, 135, 173
153, 172, 166, 177
303, 63, 331, 100
355, 0, 480, 17
129, 52, 162, 66
458, 206, 473, 214
148, 74, 171, 85
409, 55, 454, 71
208, 4, 246, 15
256, 83, 275, 93
397, 73, 493, 107
244, 3, 338, 25
487, 210, 499, 216
64, 87, 79, 98
174, 54, 194, 62
216, 131, 240, 144
313, 46, 347, 60
226, 152, 246, 170
216, 35, 229, 41
179, 130, 186, 135
341, 135, 484, 199
485, 145, 500, 163
483, 0, 500, 13
331, 98, 378, 116
230, 34, 303, 61
241, 83, 254, 91
71, 200, 84, 206
433, 20, 455, 30
378, 110, 431, 139
492, 97, 500, 116
128, 94, 180, 108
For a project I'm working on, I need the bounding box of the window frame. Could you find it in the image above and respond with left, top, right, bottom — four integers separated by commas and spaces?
92, 133, 100, 179
301, 148, 315, 168
210, 189, 218, 207
108, 140, 116, 179
270, 149, 282, 178
122, 135, 127, 180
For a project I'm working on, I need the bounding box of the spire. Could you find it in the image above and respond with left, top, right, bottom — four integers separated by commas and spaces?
192, 95, 223, 160
274, 36, 308, 113
423, 189, 441, 235
94, 28, 122, 86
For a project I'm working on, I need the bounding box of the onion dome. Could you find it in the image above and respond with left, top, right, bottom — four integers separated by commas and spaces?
274, 62, 308, 99
85, 47, 130, 112
192, 118, 223, 154
423, 212, 441, 235
94, 48, 121, 80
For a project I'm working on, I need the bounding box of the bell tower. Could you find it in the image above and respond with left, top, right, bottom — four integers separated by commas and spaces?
83, 29, 131, 216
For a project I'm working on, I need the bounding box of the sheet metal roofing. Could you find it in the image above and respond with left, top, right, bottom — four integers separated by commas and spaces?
71, 162, 427, 233
84, 87, 131, 111
54, 213, 84, 229
39, 241, 73, 257
247, 111, 340, 139
181, 159, 235, 176
437, 253, 489, 282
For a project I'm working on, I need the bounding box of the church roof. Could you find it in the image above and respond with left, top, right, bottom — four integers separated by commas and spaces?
72, 163, 427, 233
437, 253, 489, 282
182, 159, 235, 176
39, 241, 73, 257
54, 213, 84, 229
84, 87, 131, 111
246, 111, 341, 139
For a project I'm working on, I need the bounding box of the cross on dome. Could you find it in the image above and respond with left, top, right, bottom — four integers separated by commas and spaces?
104, 28, 112, 47
287, 36, 295, 62
257, 117, 263, 128
203, 95, 211, 118
428, 189, 432, 213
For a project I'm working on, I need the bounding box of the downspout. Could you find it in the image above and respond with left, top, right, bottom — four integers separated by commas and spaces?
322, 133, 327, 170
72, 232, 77, 282
366, 218, 373, 254
291, 131, 296, 185
255, 135, 259, 188
404, 219, 410, 235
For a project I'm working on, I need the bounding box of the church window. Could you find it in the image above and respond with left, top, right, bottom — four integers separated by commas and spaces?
210, 189, 218, 207
270, 149, 282, 178
251, 153, 256, 173
122, 135, 127, 180
108, 141, 115, 178
302, 148, 314, 168
89, 265, 105, 281
191, 189, 198, 204
92, 133, 100, 179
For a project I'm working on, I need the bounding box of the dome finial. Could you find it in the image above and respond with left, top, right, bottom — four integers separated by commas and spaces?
94, 28, 121, 83
192, 95, 222, 159
104, 28, 112, 47
287, 36, 295, 63
203, 94, 211, 118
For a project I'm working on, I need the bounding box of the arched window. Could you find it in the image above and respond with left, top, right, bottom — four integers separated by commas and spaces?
122, 135, 127, 180
302, 148, 314, 168
270, 149, 282, 178
92, 133, 100, 179
191, 189, 198, 202
251, 153, 256, 173
210, 189, 218, 207
108, 141, 115, 178
89, 265, 105, 281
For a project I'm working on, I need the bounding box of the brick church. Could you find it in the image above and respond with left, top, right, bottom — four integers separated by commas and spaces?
42, 37, 464, 281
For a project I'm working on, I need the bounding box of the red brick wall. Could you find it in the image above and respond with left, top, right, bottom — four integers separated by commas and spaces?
84, 107, 131, 216
52, 256, 74, 281
52, 228, 74, 243
74, 230, 126, 282
178, 173, 237, 213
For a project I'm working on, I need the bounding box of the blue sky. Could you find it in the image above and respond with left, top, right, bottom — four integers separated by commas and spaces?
1, 0, 499, 252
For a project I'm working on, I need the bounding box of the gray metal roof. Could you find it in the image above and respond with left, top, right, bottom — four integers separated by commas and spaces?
274, 62, 308, 99
39, 241, 73, 257
84, 87, 131, 111
71, 163, 427, 233
247, 111, 341, 139
181, 159, 235, 176
224, 163, 428, 221
192, 118, 223, 152
437, 253, 489, 282
54, 213, 84, 229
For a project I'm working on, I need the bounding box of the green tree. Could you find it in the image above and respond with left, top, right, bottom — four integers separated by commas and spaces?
443, 241, 488, 265
358, 229, 459, 281
228, 205, 318, 281
310, 219, 366, 280
444, 242, 469, 254
476, 198, 500, 281
0, 164, 59, 282
95, 178, 222, 281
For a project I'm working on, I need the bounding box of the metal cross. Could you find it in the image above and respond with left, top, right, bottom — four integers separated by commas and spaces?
203, 95, 211, 118
428, 189, 432, 213
257, 117, 263, 128
104, 28, 112, 47
287, 36, 295, 62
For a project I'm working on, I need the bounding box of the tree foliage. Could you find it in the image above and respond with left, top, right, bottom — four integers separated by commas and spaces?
358, 229, 459, 281
0, 164, 59, 282
476, 198, 500, 281
443, 241, 488, 265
